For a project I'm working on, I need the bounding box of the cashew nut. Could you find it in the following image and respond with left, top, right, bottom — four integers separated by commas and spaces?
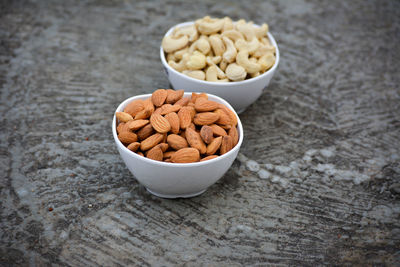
173, 24, 199, 42
182, 70, 206, 80
206, 57, 226, 78
219, 60, 228, 71
235, 37, 260, 54
195, 16, 225, 35
236, 22, 256, 41
236, 50, 261, 74
206, 66, 229, 82
255, 23, 269, 39
209, 34, 225, 56
162, 35, 189, 53
167, 52, 176, 62
225, 63, 246, 81
206, 55, 222, 65
222, 36, 237, 63
222, 16, 234, 32
174, 47, 189, 60
186, 51, 206, 70
221, 30, 245, 42
258, 52, 275, 71
169, 53, 189, 72
253, 44, 275, 58
188, 36, 210, 54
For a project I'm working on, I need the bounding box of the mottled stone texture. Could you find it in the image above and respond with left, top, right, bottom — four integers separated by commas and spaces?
1, 0, 399, 266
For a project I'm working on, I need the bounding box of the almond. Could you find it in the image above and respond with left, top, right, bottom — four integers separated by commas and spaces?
163, 151, 175, 159
220, 135, 233, 155
206, 136, 222, 155
137, 151, 144, 157
151, 89, 168, 107
171, 147, 200, 163
191, 92, 208, 103
214, 108, 231, 125
188, 123, 196, 131
143, 98, 155, 114
167, 134, 189, 150
118, 131, 138, 144
210, 124, 227, 136
146, 146, 163, 161
116, 112, 133, 123
127, 142, 140, 152
164, 112, 180, 134
166, 89, 184, 104
178, 106, 192, 129
137, 124, 154, 140
159, 104, 181, 115
193, 112, 220, 125
150, 113, 171, 133
185, 128, 206, 154
140, 133, 164, 151
187, 105, 196, 119
200, 125, 213, 144
156, 143, 169, 152
201, 155, 219, 162
124, 99, 144, 117
175, 97, 190, 107
228, 127, 239, 146
134, 108, 152, 120
220, 104, 238, 126
194, 98, 219, 112
126, 119, 149, 131
117, 122, 130, 134
220, 124, 232, 130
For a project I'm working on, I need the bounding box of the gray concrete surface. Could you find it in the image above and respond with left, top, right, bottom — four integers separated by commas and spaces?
1, 0, 400, 266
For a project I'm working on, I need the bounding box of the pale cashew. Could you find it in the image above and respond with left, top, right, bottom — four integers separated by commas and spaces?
255, 23, 269, 39
206, 55, 222, 65
162, 35, 189, 53
173, 24, 198, 42
195, 16, 224, 35
236, 22, 256, 41
167, 52, 176, 62
186, 51, 206, 70
219, 60, 228, 71
174, 47, 189, 60
188, 36, 210, 54
206, 66, 229, 82
225, 63, 246, 81
222, 16, 234, 32
261, 37, 271, 46
209, 34, 225, 56
168, 53, 189, 72
250, 72, 261, 78
221, 30, 245, 42
235, 38, 260, 54
253, 44, 275, 58
182, 70, 206, 80
236, 50, 261, 74
258, 52, 275, 71
206, 57, 226, 78
222, 36, 237, 63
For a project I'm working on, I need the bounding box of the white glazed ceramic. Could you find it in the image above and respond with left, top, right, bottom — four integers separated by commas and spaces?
160, 21, 280, 113
112, 92, 244, 198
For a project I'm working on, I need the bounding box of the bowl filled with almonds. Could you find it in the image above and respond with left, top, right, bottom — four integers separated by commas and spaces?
160, 16, 279, 113
112, 89, 243, 198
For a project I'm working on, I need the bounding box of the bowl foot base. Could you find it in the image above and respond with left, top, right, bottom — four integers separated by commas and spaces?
146, 188, 207, 198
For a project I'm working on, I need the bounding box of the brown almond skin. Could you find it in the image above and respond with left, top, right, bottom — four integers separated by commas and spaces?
163, 151, 175, 159
147, 146, 163, 161
220, 135, 234, 155
171, 147, 200, 163
185, 128, 207, 154
116, 112, 133, 123
143, 97, 155, 114
156, 143, 169, 152
134, 108, 152, 120
150, 113, 171, 133
165, 112, 180, 134
118, 131, 138, 144
219, 104, 238, 126
127, 142, 140, 152
137, 124, 154, 140
140, 133, 164, 151
201, 155, 219, 162
126, 119, 149, 131
178, 106, 192, 129
166, 89, 184, 104
194, 98, 219, 112
151, 89, 168, 107
137, 151, 144, 156
159, 104, 181, 115
193, 112, 220, 125
206, 136, 222, 155
117, 122, 130, 134
200, 125, 214, 144
191, 92, 208, 103
175, 97, 190, 107
167, 134, 189, 150
228, 126, 239, 146
214, 108, 231, 125
210, 124, 227, 136
124, 99, 144, 117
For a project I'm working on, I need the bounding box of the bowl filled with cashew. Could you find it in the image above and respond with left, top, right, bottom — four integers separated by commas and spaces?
160, 16, 280, 113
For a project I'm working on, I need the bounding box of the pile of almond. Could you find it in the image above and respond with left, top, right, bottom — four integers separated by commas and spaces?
116, 89, 239, 163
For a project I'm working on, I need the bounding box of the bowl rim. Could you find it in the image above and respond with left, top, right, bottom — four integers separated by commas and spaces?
112, 92, 244, 167
160, 21, 280, 86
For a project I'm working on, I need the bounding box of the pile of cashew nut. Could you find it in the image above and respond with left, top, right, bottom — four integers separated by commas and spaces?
162, 16, 276, 82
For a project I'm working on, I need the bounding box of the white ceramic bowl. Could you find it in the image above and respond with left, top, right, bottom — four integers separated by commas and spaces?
112, 92, 244, 198
160, 21, 280, 113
